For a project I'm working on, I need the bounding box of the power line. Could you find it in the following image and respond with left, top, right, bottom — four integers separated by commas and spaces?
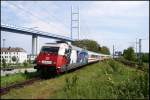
39, 6, 70, 32
6, 2, 66, 34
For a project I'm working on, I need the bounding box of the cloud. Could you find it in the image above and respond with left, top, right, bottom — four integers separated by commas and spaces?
82, 1, 149, 18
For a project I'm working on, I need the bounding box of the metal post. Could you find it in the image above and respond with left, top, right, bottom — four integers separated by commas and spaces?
36, 36, 38, 55
113, 45, 114, 59
71, 6, 73, 39
136, 38, 137, 56
71, 6, 80, 40
32, 35, 37, 55
3, 39, 5, 48
78, 7, 80, 40
138, 39, 142, 65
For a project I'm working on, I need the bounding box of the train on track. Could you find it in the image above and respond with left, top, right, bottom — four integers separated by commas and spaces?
34, 41, 111, 76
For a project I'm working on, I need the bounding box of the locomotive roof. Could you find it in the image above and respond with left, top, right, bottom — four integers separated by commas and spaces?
43, 43, 111, 57
44, 43, 68, 47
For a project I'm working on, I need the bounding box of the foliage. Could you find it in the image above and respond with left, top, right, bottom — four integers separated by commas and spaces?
27, 58, 32, 64
23, 60, 28, 67
115, 57, 137, 67
72, 39, 100, 52
57, 60, 149, 99
2, 58, 6, 68
114, 72, 149, 99
72, 39, 110, 54
1, 60, 149, 99
100, 46, 110, 55
141, 53, 149, 63
123, 47, 136, 61
115, 57, 149, 72
1, 72, 39, 87
12, 56, 17, 62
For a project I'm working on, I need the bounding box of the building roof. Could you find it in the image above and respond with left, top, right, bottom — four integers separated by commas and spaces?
0, 47, 26, 52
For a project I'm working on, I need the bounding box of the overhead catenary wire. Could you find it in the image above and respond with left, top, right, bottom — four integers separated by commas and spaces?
6, 2, 67, 34
39, 6, 70, 32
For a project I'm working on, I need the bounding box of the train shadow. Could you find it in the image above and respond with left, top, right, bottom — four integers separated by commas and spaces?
35, 61, 99, 80
64, 61, 99, 74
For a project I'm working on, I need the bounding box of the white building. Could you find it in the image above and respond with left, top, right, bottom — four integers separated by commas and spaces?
0, 47, 27, 64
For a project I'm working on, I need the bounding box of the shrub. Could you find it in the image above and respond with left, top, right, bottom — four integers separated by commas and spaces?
23, 60, 28, 67
123, 47, 136, 61
113, 73, 149, 99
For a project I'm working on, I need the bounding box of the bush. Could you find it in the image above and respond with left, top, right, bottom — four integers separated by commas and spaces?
2, 58, 6, 68
114, 72, 149, 99
23, 60, 28, 67
123, 47, 136, 61
141, 53, 149, 63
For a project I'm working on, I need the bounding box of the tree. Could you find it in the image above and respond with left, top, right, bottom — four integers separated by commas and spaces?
12, 56, 17, 63
27, 58, 32, 64
23, 60, 28, 67
72, 39, 100, 52
123, 47, 136, 61
2, 58, 6, 68
72, 39, 110, 55
141, 53, 149, 63
99, 46, 110, 55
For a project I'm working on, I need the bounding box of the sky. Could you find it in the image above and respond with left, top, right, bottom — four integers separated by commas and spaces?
1, 1, 149, 55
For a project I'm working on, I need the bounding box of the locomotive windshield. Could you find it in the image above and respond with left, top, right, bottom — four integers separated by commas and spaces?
41, 46, 59, 54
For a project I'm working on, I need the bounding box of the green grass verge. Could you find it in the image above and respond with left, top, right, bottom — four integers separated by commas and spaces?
1, 72, 39, 87
1, 60, 149, 99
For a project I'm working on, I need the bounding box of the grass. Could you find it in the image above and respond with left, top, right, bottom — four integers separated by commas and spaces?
1, 60, 149, 99
1, 72, 39, 87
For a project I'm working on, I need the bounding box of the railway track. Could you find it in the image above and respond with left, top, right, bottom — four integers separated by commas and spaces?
0, 78, 42, 96
0, 60, 100, 96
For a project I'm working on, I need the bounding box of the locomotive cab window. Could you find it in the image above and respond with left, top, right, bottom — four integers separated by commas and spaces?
65, 49, 69, 54
41, 46, 59, 54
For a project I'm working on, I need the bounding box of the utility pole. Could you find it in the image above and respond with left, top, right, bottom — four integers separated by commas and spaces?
113, 45, 115, 59
3, 39, 5, 48
135, 38, 139, 57
71, 6, 73, 39
70, 6, 80, 40
138, 39, 142, 65
78, 7, 80, 40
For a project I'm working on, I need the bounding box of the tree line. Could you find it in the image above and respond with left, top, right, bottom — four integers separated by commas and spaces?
123, 47, 149, 63
72, 39, 110, 55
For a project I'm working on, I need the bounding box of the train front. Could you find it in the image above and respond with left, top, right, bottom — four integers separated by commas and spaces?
34, 43, 69, 76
